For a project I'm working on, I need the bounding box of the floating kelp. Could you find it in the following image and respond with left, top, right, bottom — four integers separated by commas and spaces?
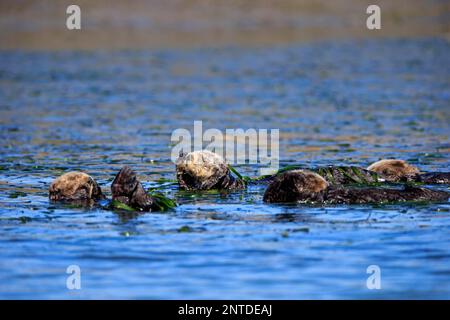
9, 191, 27, 199
148, 191, 177, 211
110, 199, 135, 212
177, 225, 194, 233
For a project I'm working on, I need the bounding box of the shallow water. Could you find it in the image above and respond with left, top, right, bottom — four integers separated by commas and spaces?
0, 38, 449, 299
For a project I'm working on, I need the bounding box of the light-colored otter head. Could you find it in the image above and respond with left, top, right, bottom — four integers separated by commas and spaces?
49, 171, 103, 201
263, 170, 329, 203
176, 150, 229, 190
367, 159, 420, 182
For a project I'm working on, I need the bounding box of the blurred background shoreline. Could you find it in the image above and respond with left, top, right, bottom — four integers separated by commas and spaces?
1, 0, 449, 50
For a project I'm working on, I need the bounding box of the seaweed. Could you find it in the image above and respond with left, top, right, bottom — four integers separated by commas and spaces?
228, 164, 248, 185
351, 166, 368, 183
177, 225, 193, 233
148, 191, 177, 211
111, 199, 135, 212
9, 191, 27, 198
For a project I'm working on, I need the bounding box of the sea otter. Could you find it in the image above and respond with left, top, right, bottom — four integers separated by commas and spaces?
367, 159, 450, 184
176, 150, 245, 190
49, 171, 104, 202
263, 170, 449, 204
255, 159, 449, 185
111, 166, 156, 211
49, 167, 174, 211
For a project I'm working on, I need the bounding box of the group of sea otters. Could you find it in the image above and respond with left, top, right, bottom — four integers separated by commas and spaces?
49, 150, 449, 211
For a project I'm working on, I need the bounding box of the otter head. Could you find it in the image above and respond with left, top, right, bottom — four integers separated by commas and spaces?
263, 170, 329, 203
176, 150, 230, 190
367, 159, 420, 182
49, 171, 104, 202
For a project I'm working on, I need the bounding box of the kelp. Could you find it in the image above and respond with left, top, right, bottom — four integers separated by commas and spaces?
111, 192, 176, 212
244, 165, 386, 186
228, 164, 247, 184
111, 199, 135, 212
148, 191, 177, 211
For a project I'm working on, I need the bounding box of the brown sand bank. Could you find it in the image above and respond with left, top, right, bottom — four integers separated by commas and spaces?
0, 0, 449, 50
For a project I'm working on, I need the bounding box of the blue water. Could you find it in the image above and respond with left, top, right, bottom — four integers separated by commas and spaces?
0, 38, 449, 299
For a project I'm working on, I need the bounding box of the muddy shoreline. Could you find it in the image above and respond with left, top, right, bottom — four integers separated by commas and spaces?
1, 0, 449, 50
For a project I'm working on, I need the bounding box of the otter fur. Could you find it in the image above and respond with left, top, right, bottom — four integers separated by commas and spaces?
367, 159, 420, 182
257, 159, 449, 187
176, 150, 245, 190
255, 166, 380, 185
263, 170, 449, 204
416, 172, 450, 184
368, 159, 450, 184
263, 170, 328, 203
49, 171, 104, 202
111, 166, 154, 211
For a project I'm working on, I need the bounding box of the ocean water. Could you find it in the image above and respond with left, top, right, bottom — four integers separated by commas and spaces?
0, 38, 449, 299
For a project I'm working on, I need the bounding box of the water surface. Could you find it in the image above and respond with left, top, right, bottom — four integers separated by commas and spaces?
0, 38, 449, 299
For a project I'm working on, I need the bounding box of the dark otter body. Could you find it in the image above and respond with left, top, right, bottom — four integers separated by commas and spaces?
111, 166, 155, 211
254, 166, 450, 186
263, 170, 449, 204
255, 166, 380, 185
261, 169, 328, 203
416, 172, 450, 184
318, 167, 450, 185
211, 173, 245, 190
323, 185, 448, 204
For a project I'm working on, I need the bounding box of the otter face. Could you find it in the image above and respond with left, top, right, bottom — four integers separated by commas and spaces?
49, 172, 103, 201
176, 150, 229, 190
263, 170, 329, 203
367, 159, 420, 182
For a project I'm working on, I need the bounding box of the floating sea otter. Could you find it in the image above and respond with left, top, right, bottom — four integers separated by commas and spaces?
49, 172, 105, 202
257, 159, 450, 185
263, 170, 449, 204
111, 166, 155, 211
367, 159, 450, 184
49, 167, 175, 211
49, 154, 448, 207
176, 150, 245, 190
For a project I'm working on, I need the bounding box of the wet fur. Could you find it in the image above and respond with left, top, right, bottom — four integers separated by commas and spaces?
324, 185, 448, 204
263, 170, 328, 203
417, 172, 450, 184
111, 166, 154, 211
49, 172, 104, 201
263, 170, 449, 204
176, 150, 244, 190
367, 159, 420, 182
